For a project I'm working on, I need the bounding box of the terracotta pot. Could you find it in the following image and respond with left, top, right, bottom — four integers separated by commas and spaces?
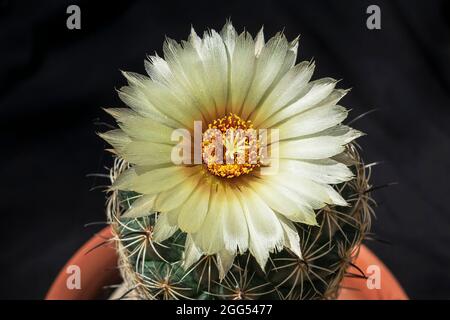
46, 227, 121, 300
46, 226, 407, 300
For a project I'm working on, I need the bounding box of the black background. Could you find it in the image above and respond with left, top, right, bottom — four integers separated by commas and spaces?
1, 0, 449, 299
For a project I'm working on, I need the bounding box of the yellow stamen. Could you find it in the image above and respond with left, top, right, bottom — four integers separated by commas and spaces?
202, 113, 260, 179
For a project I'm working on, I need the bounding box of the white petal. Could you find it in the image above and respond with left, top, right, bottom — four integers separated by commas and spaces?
122, 194, 156, 218
98, 129, 131, 153
103, 107, 137, 119
220, 20, 237, 58
286, 36, 299, 66
279, 137, 344, 160
140, 80, 204, 129
261, 78, 337, 128
118, 75, 181, 128
216, 249, 235, 280
166, 206, 182, 226
321, 184, 348, 206
254, 27, 265, 57
259, 175, 323, 211
267, 36, 299, 91
111, 167, 138, 190
120, 141, 173, 166
153, 212, 178, 242
154, 172, 203, 212
277, 214, 302, 258
191, 183, 227, 255
144, 54, 172, 85
251, 61, 314, 126
240, 33, 289, 119
105, 108, 177, 145
162, 38, 215, 121
182, 235, 203, 269
279, 159, 354, 184
123, 166, 201, 194
279, 126, 363, 160
178, 178, 212, 233
267, 173, 347, 208
234, 186, 284, 269
222, 185, 249, 253
247, 177, 317, 225
193, 30, 229, 117
146, 49, 210, 124
278, 104, 349, 140
229, 32, 256, 114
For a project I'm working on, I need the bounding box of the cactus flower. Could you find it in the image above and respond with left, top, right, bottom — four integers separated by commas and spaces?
101, 21, 363, 282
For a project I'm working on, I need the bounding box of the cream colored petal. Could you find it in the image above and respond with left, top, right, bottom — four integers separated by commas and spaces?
276, 214, 302, 259
164, 36, 216, 121
191, 183, 227, 255
284, 37, 299, 70
98, 129, 131, 153
250, 37, 299, 116
278, 104, 349, 140
234, 186, 284, 269
267, 173, 347, 208
247, 177, 317, 225
251, 61, 314, 126
279, 137, 344, 160
120, 141, 173, 166
166, 206, 182, 226
279, 159, 354, 184
262, 175, 321, 210
105, 110, 177, 145
128, 57, 206, 127
222, 185, 249, 253
118, 78, 181, 128
321, 184, 348, 206
240, 33, 289, 119
127, 165, 201, 194
178, 178, 212, 233
220, 20, 237, 56
279, 126, 363, 160
216, 249, 235, 280
103, 107, 138, 120
195, 30, 229, 117
145, 50, 210, 124
267, 36, 299, 92
139, 80, 203, 129
154, 172, 203, 212
312, 125, 364, 141
182, 235, 203, 269
144, 54, 172, 85
261, 78, 337, 128
121, 70, 151, 87
111, 167, 137, 191
259, 175, 324, 211
153, 212, 178, 242
254, 27, 265, 57
229, 31, 256, 114
122, 194, 156, 218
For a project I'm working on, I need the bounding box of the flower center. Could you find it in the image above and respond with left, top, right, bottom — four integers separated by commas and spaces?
202, 113, 260, 179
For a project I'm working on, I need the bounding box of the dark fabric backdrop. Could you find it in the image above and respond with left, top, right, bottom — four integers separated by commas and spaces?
0, 0, 449, 299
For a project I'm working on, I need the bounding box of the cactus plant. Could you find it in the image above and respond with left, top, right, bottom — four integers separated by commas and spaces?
101, 22, 373, 300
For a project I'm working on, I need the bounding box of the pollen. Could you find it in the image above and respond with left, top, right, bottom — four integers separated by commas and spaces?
202, 113, 260, 179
